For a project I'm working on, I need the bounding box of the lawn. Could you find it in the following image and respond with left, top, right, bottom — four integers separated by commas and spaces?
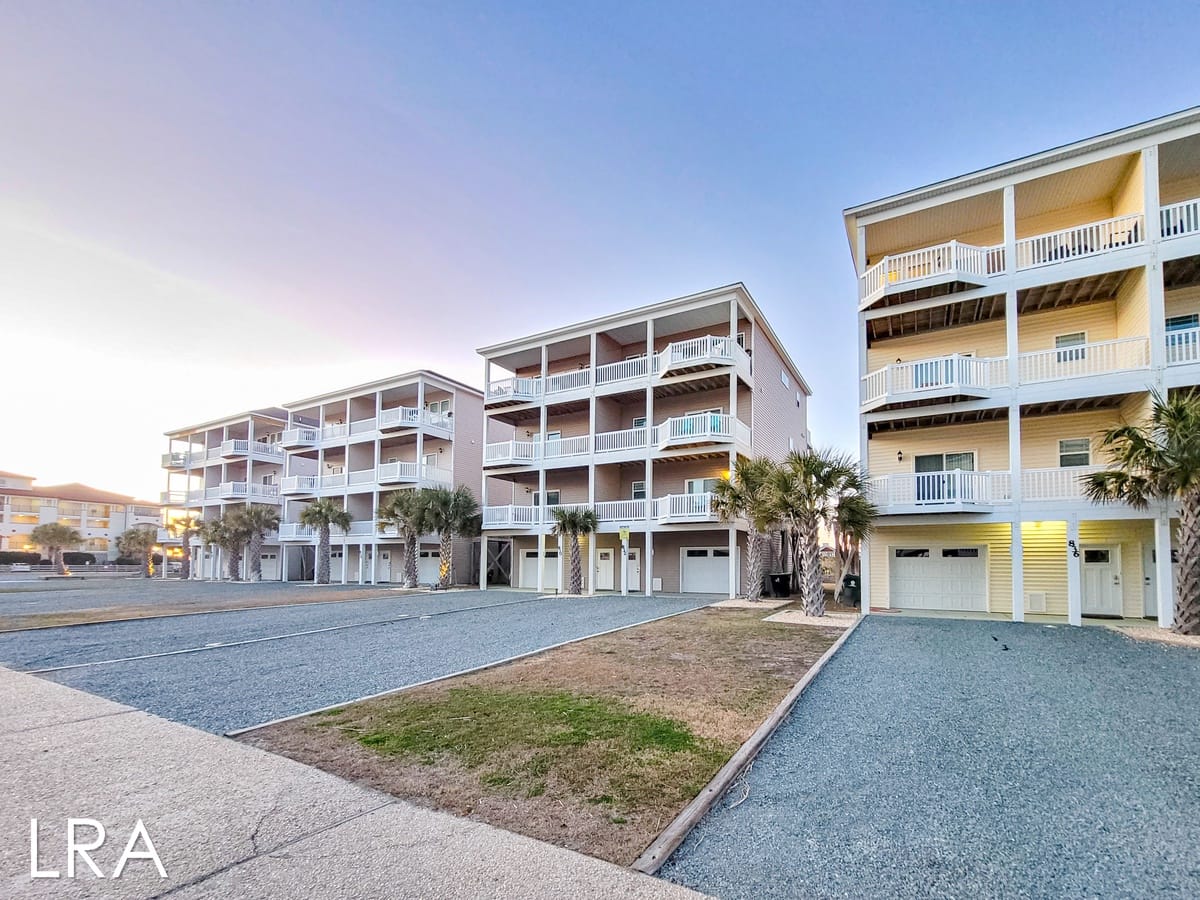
242, 605, 845, 864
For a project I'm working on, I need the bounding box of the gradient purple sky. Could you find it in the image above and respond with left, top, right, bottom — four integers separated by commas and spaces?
3, 1, 1200, 500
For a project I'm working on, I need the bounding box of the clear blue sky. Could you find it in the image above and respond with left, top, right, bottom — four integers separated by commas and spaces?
3, 1, 1199, 498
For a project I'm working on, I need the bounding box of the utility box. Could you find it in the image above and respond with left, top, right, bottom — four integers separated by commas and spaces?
842, 574, 861, 606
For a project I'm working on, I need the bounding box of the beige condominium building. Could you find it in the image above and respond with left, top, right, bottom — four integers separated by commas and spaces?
275, 371, 486, 584
0, 470, 160, 560
161, 409, 288, 578
478, 283, 811, 596
845, 106, 1200, 627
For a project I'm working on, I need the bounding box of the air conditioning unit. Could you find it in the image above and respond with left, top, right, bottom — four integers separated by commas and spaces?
328, 465, 344, 475
1025, 591, 1047, 613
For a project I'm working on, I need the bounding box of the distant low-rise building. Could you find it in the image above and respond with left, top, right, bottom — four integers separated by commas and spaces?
0, 470, 161, 560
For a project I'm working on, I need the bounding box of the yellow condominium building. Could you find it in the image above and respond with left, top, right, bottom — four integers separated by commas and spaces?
845, 107, 1200, 628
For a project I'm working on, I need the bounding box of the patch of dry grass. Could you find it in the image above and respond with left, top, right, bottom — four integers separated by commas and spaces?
243, 606, 842, 864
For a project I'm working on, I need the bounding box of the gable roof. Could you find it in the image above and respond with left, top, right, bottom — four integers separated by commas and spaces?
1, 481, 159, 507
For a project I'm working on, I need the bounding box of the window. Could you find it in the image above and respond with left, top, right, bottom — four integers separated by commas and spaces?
625, 352, 646, 361
789, 437, 795, 451
942, 548, 979, 558
712, 548, 730, 558
781, 370, 790, 388
632, 416, 647, 428
796, 391, 802, 408
261, 473, 277, 485
538, 431, 562, 442
894, 549, 930, 558
427, 399, 450, 414
1055, 332, 1087, 363
423, 453, 438, 467
532, 490, 560, 506
685, 549, 709, 558
1166, 314, 1199, 332
736, 331, 746, 348
914, 452, 975, 473
1059, 438, 1091, 468
685, 477, 720, 494
631, 481, 646, 500
1083, 549, 1110, 564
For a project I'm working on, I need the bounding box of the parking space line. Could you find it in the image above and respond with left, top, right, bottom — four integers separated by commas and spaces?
28, 595, 550, 674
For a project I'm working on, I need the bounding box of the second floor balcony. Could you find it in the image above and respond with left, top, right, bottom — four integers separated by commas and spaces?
218, 482, 282, 503
870, 470, 1012, 513
220, 439, 285, 461
861, 354, 1007, 411
859, 240, 1002, 307
481, 491, 721, 530
1167, 326, 1200, 366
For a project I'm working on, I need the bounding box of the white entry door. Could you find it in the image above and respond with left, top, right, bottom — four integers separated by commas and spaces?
626, 548, 641, 592
681, 547, 734, 594
377, 550, 391, 583
889, 547, 987, 611
596, 549, 615, 590
418, 549, 440, 584
1081, 546, 1122, 616
519, 550, 560, 590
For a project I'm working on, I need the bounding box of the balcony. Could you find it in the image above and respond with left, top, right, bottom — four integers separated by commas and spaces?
218, 482, 282, 503
483, 440, 540, 467
159, 491, 187, 506
378, 461, 454, 486
486, 377, 543, 406
869, 471, 1012, 513
161, 452, 187, 469
281, 427, 320, 449
859, 240, 1001, 307
1161, 197, 1200, 240
1015, 213, 1144, 270
656, 335, 750, 378
378, 406, 454, 434
1017, 336, 1149, 384
861, 354, 1007, 411
652, 492, 719, 523
280, 475, 319, 495
1022, 466, 1104, 502
1167, 327, 1200, 366
595, 355, 650, 387
220, 439, 285, 461
279, 523, 322, 541
653, 413, 750, 451
481, 494, 716, 529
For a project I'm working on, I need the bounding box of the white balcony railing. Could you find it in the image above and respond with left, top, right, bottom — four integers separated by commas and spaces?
595, 356, 649, 385
653, 492, 718, 521
483, 440, 540, 465
594, 499, 646, 521
1161, 197, 1200, 240
219, 482, 282, 502
349, 417, 377, 436
858, 240, 999, 304
654, 413, 749, 449
486, 377, 543, 404
656, 335, 749, 376
321, 423, 348, 442
347, 468, 376, 486
482, 505, 543, 528
281, 427, 319, 447
1015, 213, 1144, 270
159, 491, 186, 506
221, 439, 285, 459
594, 426, 651, 454
379, 406, 421, 429
1166, 327, 1200, 366
320, 472, 346, 490
377, 462, 454, 486
870, 471, 1012, 509
860, 354, 1007, 407
1022, 466, 1104, 501
545, 368, 591, 395
1017, 335, 1149, 384
161, 452, 187, 468
543, 436, 591, 459
281, 475, 319, 495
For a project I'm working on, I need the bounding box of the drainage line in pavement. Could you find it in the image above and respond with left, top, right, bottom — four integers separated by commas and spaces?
27, 595, 554, 675
224, 602, 708, 738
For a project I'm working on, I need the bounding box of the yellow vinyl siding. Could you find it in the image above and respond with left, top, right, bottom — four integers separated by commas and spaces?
1165, 284, 1200, 320
868, 523, 1013, 612
869, 420, 1009, 476
1111, 155, 1144, 218
1078, 519, 1150, 618
1017, 301, 1116, 353
1019, 520, 1068, 615
1015, 198, 1112, 240
867, 318, 1007, 371
1159, 173, 1200, 206
1113, 267, 1149, 339
1118, 392, 1152, 426
1019, 410, 1121, 468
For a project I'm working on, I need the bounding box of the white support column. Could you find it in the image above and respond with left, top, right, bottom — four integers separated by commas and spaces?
1155, 509, 1174, 629
536, 529, 546, 593
855, 225, 867, 274
587, 333, 597, 597
645, 530, 654, 597
536, 344, 549, 593
1066, 517, 1082, 626
358, 543, 366, 585
557, 532, 566, 594
1011, 521, 1025, 622
340, 539, 348, 584
416, 377, 426, 482
857, 316, 871, 616
1002, 184, 1016, 276
280, 545, 288, 584
728, 525, 737, 599
620, 533, 629, 596
587, 536, 596, 596
370, 538, 377, 585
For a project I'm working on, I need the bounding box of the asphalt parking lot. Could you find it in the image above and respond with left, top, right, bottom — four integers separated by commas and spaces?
1, 587, 708, 734
659, 616, 1200, 899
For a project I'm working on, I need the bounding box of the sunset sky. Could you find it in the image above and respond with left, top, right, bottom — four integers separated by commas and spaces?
3, 1, 1200, 500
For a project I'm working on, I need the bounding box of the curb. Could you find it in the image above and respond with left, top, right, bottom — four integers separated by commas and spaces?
630, 613, 865, 875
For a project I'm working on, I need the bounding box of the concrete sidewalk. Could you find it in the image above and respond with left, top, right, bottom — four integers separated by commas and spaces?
1, 668, 702, 899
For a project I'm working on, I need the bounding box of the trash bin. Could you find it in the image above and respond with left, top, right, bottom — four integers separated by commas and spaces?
841, 574, 861, 607
769, 573, 791, 598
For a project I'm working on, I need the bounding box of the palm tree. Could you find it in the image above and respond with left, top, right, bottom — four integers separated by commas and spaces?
831, 493, 875, 606
423, 485, 480, 588
196, 518, 226, 580
302, 498, 352, 585
117, 525, 158, 578
239, 505, 281, 582
1085, 388, 1200, 634
30, 523, 83, 575
712, 457, 779, 601
166, 515, 201, 580
550, 506, 599, 595
376, 490, 429, 587
770, 449, 877, 617
217, 509, 253, 581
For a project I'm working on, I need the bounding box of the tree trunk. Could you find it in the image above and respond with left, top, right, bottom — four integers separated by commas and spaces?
54, 547, 65, 576
179, 532, 191, 580
404, 532, 419, 588
248, 531, 263, 582
316, 526, 330, 584
570, 535, 583, 594
198, 542, 208, 580
142, 549, 152, 578
789, 525, 802, 592
1175, 490, 1200, 635
438, 531, 453, 589
800, 520, 824, 616
833, 546, 857, 605
745, 527, 764, 601
228, 546, 242, 581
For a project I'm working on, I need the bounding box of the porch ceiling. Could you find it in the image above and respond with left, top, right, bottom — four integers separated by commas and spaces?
1017, 269, 1130, 313
1164, 255, 1200, 291
867, 295, 1005, 344
867, 406, 1008, 434
1020, 394, 1129, 417
653, 374, 731, 398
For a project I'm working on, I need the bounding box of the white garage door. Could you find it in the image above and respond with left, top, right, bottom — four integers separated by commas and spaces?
418, 549, 440, 584
681, 547, 733, 594
889, 547, 987, 611
519, 550, 560, 591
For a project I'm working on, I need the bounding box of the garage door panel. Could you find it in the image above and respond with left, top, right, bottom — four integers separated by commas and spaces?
890, 547, 986, 611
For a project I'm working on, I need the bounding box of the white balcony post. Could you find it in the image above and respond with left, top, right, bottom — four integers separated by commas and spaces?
1011, 521, 1025, 623
1066, 517, 1082, 626
620, 533, 629, 596
1003, 184, 1016, 275
727, 525, 738, 599
557, 532, 566, 594
370, 539, 377, 585
416, 377, 426, 480
1155, 509, 1174, 629
645, 531, 654, 597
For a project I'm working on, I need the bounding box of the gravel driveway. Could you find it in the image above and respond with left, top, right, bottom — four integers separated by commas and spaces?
7, 590, 706, 734
659, 616, 1200, 899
